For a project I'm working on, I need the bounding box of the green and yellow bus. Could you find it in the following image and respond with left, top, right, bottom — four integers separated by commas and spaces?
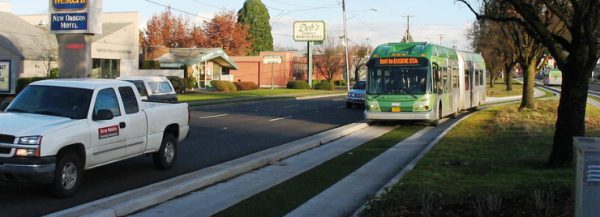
364, 42, 486, 125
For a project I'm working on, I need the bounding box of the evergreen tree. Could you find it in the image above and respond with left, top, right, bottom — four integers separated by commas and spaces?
237, 0, 273, 55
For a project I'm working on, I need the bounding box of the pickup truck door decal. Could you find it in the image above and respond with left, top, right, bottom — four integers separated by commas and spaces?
98, 125, 119, 139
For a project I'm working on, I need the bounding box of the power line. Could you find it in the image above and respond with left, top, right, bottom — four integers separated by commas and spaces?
144, 0, 210, 21
189, 0, 226, 11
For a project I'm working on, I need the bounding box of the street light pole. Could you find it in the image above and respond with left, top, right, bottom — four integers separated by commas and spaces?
342, 0, 351, 91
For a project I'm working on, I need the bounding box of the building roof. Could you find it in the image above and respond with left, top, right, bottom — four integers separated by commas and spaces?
156, 48, 238, 69
0, 11, 57, 60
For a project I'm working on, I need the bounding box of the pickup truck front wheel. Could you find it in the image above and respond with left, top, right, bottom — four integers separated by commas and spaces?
50, 152, 82, 198
153, 134, 177, 170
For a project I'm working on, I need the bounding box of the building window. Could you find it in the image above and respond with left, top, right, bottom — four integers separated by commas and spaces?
92, 59, 120, 78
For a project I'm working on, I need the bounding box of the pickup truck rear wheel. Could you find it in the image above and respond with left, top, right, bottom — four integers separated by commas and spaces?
154, 134, 177, 170
50, 152, 82, 198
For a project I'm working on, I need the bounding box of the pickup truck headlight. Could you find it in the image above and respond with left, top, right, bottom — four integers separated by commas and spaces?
18, 136, 42, 145
15, 148, 40, 157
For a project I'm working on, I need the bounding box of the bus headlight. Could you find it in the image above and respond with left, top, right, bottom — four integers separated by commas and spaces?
367, 101, 380, 112
413, 102, 430, 111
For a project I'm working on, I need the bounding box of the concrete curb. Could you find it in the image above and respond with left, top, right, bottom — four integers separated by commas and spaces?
45, 123, 368, 217
295, 93, 346, 100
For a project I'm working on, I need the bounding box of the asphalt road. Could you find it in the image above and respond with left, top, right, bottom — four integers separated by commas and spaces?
0, 96, 364, 217
589, 82, 600, 93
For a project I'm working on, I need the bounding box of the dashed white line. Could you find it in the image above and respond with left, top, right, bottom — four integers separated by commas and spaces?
269, 116, 292, 122
199, 114, 229, 119
283, 104, 299, 109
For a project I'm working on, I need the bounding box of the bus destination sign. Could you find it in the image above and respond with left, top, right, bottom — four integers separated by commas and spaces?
378, 57, 420, 65
52, 0, 87, 11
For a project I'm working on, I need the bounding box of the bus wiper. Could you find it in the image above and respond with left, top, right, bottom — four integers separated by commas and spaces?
402, 88, 418, 99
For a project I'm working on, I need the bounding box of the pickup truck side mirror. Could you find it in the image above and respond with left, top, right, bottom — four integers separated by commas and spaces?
93, 109, 114, 121
0, 100, 9, 112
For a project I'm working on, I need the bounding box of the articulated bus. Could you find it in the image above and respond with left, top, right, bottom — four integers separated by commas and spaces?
543, 68, 562, 86
364, 42, 486, 125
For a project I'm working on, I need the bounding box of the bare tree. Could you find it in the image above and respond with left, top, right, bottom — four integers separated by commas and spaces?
458, 0, 600, 165
314, 40, 344, 82
350, 43, 371, 82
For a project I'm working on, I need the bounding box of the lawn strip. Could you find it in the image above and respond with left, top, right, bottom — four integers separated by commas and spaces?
178, 89, 345, 102
215, 125, 423, 217
361, 99, 600, 216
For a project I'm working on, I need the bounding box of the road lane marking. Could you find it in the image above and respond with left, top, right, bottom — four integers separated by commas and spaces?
199, 114, 229, 119
269, 116, 292, 122
283, 104, 299, 109
337, 106, 346, 109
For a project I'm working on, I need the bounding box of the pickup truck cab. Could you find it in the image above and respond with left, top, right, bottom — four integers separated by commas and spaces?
0, 79, 189, 197
117, 76, 178, 103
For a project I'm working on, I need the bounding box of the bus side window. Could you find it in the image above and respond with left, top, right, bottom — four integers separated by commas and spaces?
443, 67, 449, 93
465, 70, 471, 91
480, 70, 485, 86
433, 66, 441, 94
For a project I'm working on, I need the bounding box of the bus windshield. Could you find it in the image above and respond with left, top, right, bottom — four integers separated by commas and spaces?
367, 66, 430, 95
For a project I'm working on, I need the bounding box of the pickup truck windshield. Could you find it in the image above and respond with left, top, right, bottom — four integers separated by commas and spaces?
6, 85, 93, 119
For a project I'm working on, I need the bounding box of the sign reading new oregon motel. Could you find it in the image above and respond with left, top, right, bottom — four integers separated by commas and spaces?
50, 0, 102, 34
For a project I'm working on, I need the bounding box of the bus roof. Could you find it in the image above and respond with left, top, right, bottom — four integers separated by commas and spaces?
370, 42, 458, 60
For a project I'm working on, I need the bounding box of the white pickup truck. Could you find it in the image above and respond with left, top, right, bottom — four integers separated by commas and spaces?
0, 79, 189, 197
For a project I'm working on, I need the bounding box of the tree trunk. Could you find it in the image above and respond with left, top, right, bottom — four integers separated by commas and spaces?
548, 61, 594, 166
504, 63, 513, 91
519, 60, 537, 110
489, 70, 495, 88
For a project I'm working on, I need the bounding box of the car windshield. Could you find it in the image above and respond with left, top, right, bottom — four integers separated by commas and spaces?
148, 81, 173, 94
6, 85, 93, 119
353, 81, 366, 90
367, 66, 430, 95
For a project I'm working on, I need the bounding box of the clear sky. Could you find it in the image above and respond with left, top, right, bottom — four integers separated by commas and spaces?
8, 0, 480, 51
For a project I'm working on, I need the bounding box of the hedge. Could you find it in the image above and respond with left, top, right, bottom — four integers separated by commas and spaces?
234, 82, 259, 91
287, 80, 310, 89
314, 81, 335, 90
210, 80, 238, 92
17, 77, 50, 93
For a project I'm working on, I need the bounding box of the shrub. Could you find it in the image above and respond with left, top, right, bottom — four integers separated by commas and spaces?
49, 68, 59, 78
167, 76, 185, 93
184, 76, 197, 90
142, 60, 161, 69
210, 80, 238, 92
334, 80, 347, 86
314, 81, 335, 90
17, 77, 50, 93
287, 80, 310, 89
234, 82, 259, 91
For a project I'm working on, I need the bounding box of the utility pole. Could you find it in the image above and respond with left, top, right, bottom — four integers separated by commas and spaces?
342, 0, 351, 91
438, 34, 444, 45
401, 15, 414, 43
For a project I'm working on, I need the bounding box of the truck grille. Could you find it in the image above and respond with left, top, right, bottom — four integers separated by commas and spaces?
0, 147, 10, 154
0, 134, 15, 144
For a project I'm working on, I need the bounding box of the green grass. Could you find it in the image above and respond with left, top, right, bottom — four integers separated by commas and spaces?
362, 100, 600, 216
215, 126, 423, 217
486, 80, 523, 97
177, 89, 345, 102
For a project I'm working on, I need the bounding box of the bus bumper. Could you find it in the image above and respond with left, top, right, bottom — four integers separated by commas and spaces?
364, 111, 434, 121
